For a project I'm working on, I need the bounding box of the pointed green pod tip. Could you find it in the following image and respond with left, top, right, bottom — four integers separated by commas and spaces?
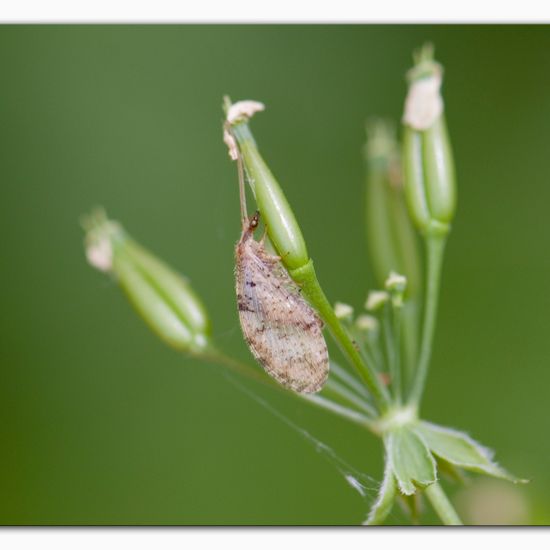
82, 208, 212, 354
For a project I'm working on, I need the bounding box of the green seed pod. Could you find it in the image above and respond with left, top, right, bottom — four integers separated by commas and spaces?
82, 209, 211, 354
365, 119, 424, 376
224, 99, 391, 409
364, 119, 422, 299
224, 99, 309, 271
402, 45, 456, 236
119, 238, 210, 337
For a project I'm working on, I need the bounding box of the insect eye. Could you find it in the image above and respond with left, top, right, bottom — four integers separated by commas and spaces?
249, 211, 260, 230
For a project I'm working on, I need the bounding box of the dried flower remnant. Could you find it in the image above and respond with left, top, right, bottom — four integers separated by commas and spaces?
226, 100, 265, 124
223, 100, 265, 161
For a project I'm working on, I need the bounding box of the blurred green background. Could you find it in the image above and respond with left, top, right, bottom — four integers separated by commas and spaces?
0, 25, 549, 525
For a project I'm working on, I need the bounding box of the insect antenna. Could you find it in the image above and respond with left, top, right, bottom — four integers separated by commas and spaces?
231, 131, 249, 230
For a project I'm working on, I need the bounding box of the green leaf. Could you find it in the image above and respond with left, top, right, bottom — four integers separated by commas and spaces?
364, 458, 397, 525
416, 421, 527, 484
385, 427, 437, 495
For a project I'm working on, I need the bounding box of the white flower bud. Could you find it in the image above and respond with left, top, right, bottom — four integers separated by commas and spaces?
334, 301, 354, 320
356, 314, 379, 333
365, 291, 389, 312
385, 271, 407, 294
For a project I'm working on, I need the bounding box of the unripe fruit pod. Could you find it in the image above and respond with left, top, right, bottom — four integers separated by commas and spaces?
365, 119, 422, 299
119, 237, 211, 338
421, 116, 456, 226
224, 100, 310, 271
402, 47, 456, 237
83, 209, 211, 354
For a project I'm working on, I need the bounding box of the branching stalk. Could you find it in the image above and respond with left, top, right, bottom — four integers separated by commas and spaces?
290, 260, 392, 413
324, 378, 377, 417
202, 347, 378, 432
329, 361, 372, 400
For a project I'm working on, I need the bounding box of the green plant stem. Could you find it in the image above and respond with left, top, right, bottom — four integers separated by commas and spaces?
303, 394, 378, 432
358, 336, 383, 375
290, 260, 392, 413
363, 330, 386, 375
202, 347, 378, 432
408, 235, 446, 406
202, 347, 275, 388
382, 303, 402, 405
330, 361, 371, 400
401, 300, 420, 387
324, 378, 377, 417
223, 105, 389, 413
391, 305, 403, 405
348, 323, 383, 376
425, 482, 463, 525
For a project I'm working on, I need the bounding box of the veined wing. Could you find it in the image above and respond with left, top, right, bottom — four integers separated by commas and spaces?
236, 240, 329, 393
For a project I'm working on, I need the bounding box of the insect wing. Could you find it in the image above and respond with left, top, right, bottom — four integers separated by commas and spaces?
236, 240, 328, 393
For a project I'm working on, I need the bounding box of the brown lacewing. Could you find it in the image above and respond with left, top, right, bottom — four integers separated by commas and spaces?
231, 135, 329, 394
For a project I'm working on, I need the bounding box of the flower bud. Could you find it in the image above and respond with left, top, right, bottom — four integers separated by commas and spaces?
223, 98, 309, 271
82, 209, 211, 354
334, 302, 354, 321
365, 290, 389, 312
385, 271, 407, 293
385, 271, 407, 308
402, 45, 456, 236
356, 314, 379, 334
